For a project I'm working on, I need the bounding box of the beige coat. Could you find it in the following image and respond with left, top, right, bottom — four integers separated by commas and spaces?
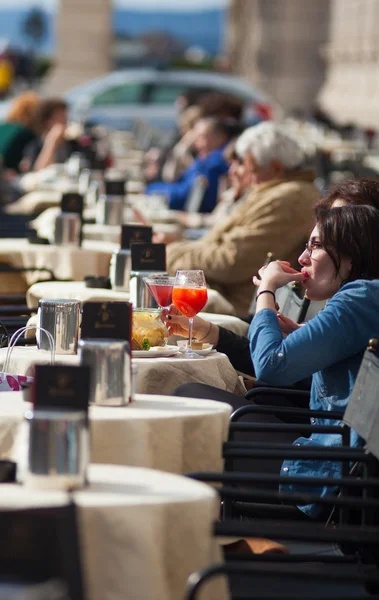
166, 172, 319, 314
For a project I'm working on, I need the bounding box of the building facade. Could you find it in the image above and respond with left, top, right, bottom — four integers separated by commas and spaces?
318, 0, 379, 127
44, 0, 112, 95
227, 0, 331, 116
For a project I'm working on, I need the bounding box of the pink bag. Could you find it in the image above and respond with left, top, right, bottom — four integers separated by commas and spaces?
0, 326, 55, 393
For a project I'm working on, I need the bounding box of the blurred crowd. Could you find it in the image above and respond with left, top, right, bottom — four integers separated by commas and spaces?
1, 86, 379, 317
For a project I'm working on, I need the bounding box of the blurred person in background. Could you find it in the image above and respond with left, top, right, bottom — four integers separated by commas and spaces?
146, 117, 233, 213
198, 91, 244, 123
0, 92, 39, 172
22, 98, 69, 172
144, 105, 201, 184
166, 122, 320, 314
172, 139, 251, 232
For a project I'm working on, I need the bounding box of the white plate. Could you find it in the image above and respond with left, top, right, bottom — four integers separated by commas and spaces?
132, 346, 180, 358
177, 347, 216, 357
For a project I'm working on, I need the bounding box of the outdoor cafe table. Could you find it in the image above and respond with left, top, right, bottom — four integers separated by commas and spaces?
26, 280, 238, 317
0, 238, 115, 286
0, 391, 231, 474
30, 207, 184, 244
0, 464, 227, 600
0, 347, 246, 396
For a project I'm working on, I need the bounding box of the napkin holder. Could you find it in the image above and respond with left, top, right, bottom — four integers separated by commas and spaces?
38, 299, 81, 355
24, 365, 90, 491
54, 192, 84, 247
96, 194, 124, 226
79, 301, 132, 405
96, 178, 127, 226
54, 212, 81, 246
129, 243, 166, 308
109, 225, 153, 292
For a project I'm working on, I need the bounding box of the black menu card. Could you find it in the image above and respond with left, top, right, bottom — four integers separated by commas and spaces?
131, 243, 166, 271
121, 225, 153, 250
81, 301, 132, 341
32, 365, 91, 413
105, 179, 126, 196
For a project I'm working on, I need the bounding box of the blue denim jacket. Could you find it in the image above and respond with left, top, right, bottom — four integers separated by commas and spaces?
249, 280, 379, 517
146, 146, 229, 213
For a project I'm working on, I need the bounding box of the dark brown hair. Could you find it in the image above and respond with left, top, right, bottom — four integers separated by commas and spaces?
35, 98, 68, 131
317, 179, 379, 211
314, 204, 379, 283
199, 92, 244, 122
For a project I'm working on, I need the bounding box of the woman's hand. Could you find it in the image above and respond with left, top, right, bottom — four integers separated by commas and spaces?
161, 305, 210, 340
277, 313, 301, 335
253, 260, 305, 291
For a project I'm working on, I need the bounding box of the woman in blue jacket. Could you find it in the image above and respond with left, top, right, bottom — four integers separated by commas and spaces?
168, 201, 379, 517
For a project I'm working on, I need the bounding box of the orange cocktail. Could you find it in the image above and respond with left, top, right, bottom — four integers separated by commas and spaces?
172, 286, 208, 318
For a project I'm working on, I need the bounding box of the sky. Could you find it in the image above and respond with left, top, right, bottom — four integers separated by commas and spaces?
1, 0, 228, 10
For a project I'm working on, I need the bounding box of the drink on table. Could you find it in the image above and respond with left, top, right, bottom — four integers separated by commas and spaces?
143, 275, 176, 308
172, 270, 208, 358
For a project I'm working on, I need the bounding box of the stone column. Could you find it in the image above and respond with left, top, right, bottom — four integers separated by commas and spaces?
227, 0, 331, 116
318, 0, 379, 127
44, 0, 112, 95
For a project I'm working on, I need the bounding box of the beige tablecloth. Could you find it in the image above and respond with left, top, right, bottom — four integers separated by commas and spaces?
31, 208, 183, 244
0, 464, 226, 600
26, 280, 237, 315
0, 238, 115, 287
0, 346, 245, 395
0, 391, 231, 474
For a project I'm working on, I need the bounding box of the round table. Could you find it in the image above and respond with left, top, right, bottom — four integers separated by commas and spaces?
0, 464, 226, 600
0, 238, 115, 287
0, 391, 231, 474
0, 346, 245, 395
26, 280, 238, 317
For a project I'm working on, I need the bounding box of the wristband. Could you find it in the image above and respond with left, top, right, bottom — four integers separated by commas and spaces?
196, 322, 213, 342
257, 290, 280, 311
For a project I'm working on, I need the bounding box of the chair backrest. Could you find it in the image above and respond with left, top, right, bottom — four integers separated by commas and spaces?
275, 283, 305, 323
344, 338, 379, 461
0, 502, 85, 600
184, 175, 208, 214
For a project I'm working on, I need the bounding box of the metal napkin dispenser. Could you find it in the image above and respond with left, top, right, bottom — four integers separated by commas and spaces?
79, 301, 132, 405
96, 178, 127, 225
54, 212, 81, 246
109, 225, 153, 292
38, 299, 81, 355
78, 338, 131, 405
96, 194, 124, 226
24, 408, 88, 491
129, 242, 167, 308
23, 364, 91, 491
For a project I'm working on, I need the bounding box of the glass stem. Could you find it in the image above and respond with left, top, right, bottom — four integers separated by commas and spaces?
188, 317, 194, 351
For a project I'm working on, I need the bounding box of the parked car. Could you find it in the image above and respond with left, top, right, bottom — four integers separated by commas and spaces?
65, 68, 280, 129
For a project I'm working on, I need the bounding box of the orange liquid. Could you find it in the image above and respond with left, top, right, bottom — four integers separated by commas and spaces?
172, 287, 208, 318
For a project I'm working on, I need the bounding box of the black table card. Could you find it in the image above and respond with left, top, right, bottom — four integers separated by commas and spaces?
32, 365, 91, 413
105, 179, 126, 196
81, 301, 132, 341
121, 225, 153, 250
61, 192, 84, 216
131, 243, 166, 272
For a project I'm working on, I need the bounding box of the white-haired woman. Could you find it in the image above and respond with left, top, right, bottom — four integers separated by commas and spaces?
166, 122, 319, 314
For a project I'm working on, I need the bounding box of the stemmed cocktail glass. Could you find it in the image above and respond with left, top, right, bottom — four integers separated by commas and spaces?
172, 270, 208, 359
143, 275, 176, 308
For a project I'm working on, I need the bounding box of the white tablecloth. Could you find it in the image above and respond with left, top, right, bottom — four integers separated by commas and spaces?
26, 280, 238, 316
0, 238, 115, 286
0, 346, 245, 395
0, 391, 231, 474
0, 464, 226, 600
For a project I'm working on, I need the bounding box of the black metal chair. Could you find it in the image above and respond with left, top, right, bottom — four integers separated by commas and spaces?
185, 338, 379, 599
